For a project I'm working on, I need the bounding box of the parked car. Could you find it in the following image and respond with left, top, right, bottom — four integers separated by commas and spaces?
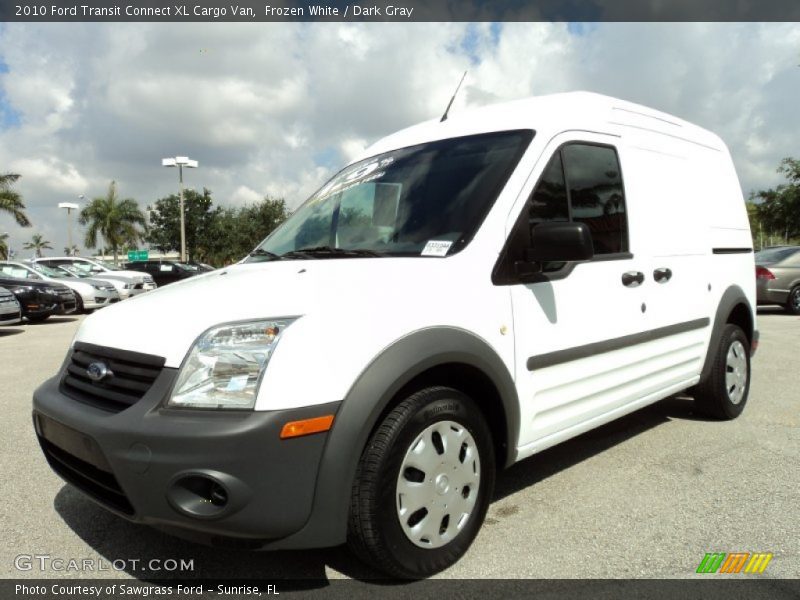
755, 245, 800, 314
32, 92, 756, 578
0, 275, 76, 322
123, 260, 201, 287
0, 286, 22, 326
0, 261, 120, 313
186, 261, 216, 273
33, 257, 156, 300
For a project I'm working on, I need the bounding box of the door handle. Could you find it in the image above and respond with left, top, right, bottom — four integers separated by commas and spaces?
621, 271, 645, 287
653, 268, 673, 283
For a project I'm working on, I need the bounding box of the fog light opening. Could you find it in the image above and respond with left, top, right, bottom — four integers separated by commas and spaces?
167, 474, 231, 518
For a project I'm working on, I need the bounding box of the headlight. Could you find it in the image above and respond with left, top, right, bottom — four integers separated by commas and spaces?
168, 318, 297, 410
91, 284, 104, 290
123, 283, 132, 289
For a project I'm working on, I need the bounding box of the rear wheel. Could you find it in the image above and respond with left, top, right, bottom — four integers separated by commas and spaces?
348, 386, 495, 578
785, 285, 800, 315
693, 324, 750, 419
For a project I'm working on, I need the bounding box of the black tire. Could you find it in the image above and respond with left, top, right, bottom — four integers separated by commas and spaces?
347, 386, 495, 579
785, 285, 800, 315
75, 294, 85, 314
693, 324, 750, 420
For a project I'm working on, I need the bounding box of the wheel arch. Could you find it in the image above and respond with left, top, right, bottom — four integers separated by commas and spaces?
283, 327, 519, 549
700, 285, 754, 383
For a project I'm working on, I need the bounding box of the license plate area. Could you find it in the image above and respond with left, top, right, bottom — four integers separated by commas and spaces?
34, 413, 112, 472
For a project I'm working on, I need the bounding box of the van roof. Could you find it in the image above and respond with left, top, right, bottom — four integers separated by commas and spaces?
360, 91, 725, 160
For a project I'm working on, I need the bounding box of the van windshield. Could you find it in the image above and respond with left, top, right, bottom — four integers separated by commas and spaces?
247, 130, 533, 261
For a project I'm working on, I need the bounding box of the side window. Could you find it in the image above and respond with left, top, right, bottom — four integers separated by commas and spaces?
494, 142, 629, 284
561, 144, 627, 254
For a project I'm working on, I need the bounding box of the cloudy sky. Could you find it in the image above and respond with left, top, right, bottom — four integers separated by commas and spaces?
0, 22, 799, 256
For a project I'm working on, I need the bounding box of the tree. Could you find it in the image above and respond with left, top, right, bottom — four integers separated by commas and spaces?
79, 181, 147, 266
146, 188, 220, 262
0, 173, 31, 227
63, 245, 79, 256
205, 196, 289, 265
0, 232, 8, 259
23, 233, 53, 258
749, 158, 800, 246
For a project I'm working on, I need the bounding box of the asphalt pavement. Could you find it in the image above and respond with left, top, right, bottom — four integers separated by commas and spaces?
1, 309, 797, 583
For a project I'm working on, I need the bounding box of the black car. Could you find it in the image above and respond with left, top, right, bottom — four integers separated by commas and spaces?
123, 260, 201, 287
0, 276, 77, 322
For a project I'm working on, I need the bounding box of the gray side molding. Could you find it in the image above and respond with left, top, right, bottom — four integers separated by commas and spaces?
699, 284, 754, 383
278, 327, 519, 549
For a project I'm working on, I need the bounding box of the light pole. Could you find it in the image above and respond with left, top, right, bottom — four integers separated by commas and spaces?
162, 156, 199, 262
58, 196, 81, 255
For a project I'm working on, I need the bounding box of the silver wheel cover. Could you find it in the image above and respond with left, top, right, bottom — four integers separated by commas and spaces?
395, 420, 481, 549
725, 340, 748, 405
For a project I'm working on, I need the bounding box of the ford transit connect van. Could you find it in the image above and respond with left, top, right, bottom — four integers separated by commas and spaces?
32, 92, 756, 578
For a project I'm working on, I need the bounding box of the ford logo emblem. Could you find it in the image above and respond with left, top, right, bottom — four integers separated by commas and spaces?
86, 362, 112, 382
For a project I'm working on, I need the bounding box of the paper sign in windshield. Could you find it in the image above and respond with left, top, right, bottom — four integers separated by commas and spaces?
421, 240, 453, 257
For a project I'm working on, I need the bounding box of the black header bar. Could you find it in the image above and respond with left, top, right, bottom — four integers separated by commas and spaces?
2, 0, 800, 23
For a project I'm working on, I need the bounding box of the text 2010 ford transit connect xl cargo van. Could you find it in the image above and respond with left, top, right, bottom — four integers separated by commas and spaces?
33, 92, 757, 578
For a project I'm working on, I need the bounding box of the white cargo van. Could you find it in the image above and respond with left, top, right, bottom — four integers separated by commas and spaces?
33, 92, 757, 578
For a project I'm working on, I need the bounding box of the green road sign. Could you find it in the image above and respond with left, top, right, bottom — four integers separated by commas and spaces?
127, 250, 149, 261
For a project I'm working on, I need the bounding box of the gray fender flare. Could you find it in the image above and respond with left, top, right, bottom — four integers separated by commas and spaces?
284, 327, 519, 548
699, 284, 754, 383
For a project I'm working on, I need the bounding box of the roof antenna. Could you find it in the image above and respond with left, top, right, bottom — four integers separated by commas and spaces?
440, 71, 467, 123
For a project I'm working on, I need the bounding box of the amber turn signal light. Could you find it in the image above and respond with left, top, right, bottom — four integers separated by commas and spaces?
280, 415, 335, 439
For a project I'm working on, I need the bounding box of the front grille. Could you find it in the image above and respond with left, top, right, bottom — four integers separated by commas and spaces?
0, 294, 16, 304
62, 342, 165, 413
38, 436, 134, 514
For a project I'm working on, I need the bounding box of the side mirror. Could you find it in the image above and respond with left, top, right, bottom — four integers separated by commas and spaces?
527, 221, 594, 263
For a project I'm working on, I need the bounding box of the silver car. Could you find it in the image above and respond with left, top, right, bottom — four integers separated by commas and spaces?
33, 257, 157, 299
0, 286, 22, 325
755, 246, 800, 314
0, 261, 120, 313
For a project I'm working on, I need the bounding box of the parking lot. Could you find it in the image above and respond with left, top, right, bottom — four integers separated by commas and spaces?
1, 310, 797, 582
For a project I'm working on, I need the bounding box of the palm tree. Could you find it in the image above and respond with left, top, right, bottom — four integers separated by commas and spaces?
23, 233, 53, 258
79, 181, 146, 265
0, 173, 31, 227
63, 244, 79, 256
0, 232, 9, 259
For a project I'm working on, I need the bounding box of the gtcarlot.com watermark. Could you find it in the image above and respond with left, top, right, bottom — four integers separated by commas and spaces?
14, 554, 195, 573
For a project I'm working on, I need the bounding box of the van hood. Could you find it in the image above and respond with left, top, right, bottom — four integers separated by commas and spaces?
75, 258, 451, 367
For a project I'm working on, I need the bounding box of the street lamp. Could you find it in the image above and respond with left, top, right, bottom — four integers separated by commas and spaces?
58, 196, 81, 255
162, 156, 199, 262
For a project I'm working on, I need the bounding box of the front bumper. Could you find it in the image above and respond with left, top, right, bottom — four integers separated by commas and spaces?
83, 290, 121, 310
33, 364, 340, 547
0, 306, 22, 325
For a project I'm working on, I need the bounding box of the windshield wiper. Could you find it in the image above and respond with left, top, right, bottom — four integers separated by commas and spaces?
248, 248, 284, 261
280, 246, 384, 259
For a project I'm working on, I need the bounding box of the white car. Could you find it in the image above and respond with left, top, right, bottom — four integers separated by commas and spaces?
0, 261, 120, 313
32, 257, 156, 299
0, 286, 22, 325
32, 92, 756, 578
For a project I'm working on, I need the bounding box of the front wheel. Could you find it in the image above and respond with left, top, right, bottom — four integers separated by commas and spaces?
348, 387, 495, 578
693, 324, 751, 419
785, 285, 800, 315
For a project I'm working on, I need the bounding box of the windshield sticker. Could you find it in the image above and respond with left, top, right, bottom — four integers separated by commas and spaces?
313, 157, 396, 203
421, 240, 453, 257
